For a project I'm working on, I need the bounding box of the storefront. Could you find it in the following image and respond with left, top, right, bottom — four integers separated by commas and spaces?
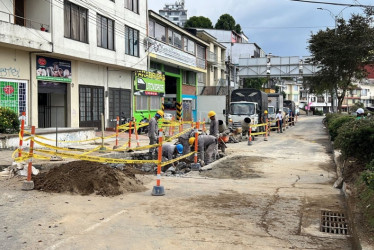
36, 56, 70, 128
133, 70, 165, 122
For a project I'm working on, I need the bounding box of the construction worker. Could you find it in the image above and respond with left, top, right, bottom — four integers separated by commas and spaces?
156, 143, 183, 172
260, 110, 268, 132
189, 135, 217, 165
148, 110, 163, 157
275, 110, 283, 133
160, 143, 183, 161
208, 111, 219, 138
178, 129, 195, 154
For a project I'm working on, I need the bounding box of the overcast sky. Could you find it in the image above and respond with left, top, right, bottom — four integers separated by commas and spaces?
148, 0, 373, 57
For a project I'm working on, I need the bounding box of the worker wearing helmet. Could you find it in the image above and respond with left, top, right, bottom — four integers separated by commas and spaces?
208, 110, 219, 138
189, 134, 217, 165
148, 110, 164, 157
155, 143, 183, 171
178, 128, 195, 154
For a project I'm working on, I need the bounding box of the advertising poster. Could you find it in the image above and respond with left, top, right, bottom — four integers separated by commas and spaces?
36, 56, 72, 82
134, 71, 165, 97
0, 80, 27, 115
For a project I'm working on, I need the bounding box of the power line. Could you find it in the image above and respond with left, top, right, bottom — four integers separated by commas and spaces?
289, 0, 374, 8
242, 26, 332, 30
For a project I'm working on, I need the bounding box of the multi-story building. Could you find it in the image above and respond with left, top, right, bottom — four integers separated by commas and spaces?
147, 10, 208, 121
0, 0, 147, 129
185, 28, 226, 95
158, 0, 187, 27
200, 29, 265, 89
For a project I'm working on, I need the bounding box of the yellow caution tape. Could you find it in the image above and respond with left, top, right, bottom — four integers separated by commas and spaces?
165, 127, 194, 142
34, 149, 158, 164
161, 152, 195, 167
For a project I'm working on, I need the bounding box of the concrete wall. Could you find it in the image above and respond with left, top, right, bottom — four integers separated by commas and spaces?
197, 95, 226, 122
52, 0, 147, 71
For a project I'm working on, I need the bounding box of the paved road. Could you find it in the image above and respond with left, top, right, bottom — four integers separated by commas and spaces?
0, 116, 354, 249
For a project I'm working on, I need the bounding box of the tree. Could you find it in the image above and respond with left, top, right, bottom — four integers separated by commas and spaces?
308, 13, 374, 113
243, 78, 267, 90
215, 14, 242, 33
184, 16, 213, 29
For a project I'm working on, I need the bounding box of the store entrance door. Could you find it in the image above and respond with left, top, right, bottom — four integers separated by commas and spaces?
38, 81, 67, 128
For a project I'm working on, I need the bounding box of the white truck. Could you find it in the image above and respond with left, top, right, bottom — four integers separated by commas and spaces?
230, 89, 268, 133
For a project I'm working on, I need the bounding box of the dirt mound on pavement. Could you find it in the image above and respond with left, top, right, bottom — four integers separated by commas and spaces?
33, 161, 147, 196
200, 156, 264, 179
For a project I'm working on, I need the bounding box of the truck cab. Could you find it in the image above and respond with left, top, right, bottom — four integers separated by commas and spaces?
230, 101, 258, 132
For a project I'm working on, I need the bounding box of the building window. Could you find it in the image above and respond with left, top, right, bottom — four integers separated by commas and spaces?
64, 1, 88, 43
168, 29, 182, 49
362, 89, 368, 96
196, 44, 206, 69
317, 96, 324, 103
149, 19, 166, 42
97, 14, 114, 50
125, 26, 139, 57
183, 37, 195, 55
125, 0, 138, 13
293, 85, 298, 91
183, 71, 196, 85
135, 96, 161, 111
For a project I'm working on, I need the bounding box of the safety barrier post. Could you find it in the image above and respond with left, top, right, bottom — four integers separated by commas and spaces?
113, 116, 119, 149
248, 125, 253, 145
194, 121, 200, 164
179, 119, 182, 134
133, 118, 140, 147
18, 111, 26, 157
22, 126, 35, 190
128, 120, 132, 149
264, 121, 268, 141
277, 119, 280, 133
171, 117, 175, 136
152, 129, 165, 196
267, 118, 270, 136
203, 118, 206, 133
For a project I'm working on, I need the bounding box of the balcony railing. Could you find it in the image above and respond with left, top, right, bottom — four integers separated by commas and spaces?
0, 10, 50, 32
197, 78, 231, 95
207, 51, 218, 64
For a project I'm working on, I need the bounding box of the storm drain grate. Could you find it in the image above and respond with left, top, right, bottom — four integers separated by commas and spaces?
320, 210, 349, 235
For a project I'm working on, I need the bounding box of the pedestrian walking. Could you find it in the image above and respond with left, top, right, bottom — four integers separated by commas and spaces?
276, 110, 283, 133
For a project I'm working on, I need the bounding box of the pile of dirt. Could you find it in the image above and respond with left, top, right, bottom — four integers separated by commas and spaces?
33, 161, 147, 196
200, 156, 263, 179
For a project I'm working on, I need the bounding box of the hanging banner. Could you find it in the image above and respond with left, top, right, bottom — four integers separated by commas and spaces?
36, 56, 72, 82
134, 71, 165, 97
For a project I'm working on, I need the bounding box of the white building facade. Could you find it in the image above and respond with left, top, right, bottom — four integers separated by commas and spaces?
158, 0, 187, 27
0, 0, 147, 129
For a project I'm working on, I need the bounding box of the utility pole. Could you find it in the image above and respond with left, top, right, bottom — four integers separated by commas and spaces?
226, 55, 231, 125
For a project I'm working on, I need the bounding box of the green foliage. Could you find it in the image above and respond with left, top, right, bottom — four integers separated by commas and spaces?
308, 13, 374, 112
184, 16, 213, 29
314, 110, 324, 116
215, 14, 241, 33
366, 159, 374, 172
243, 78, 266, 90
334, 119, 374, 163
0, 107, 20, 134
362, 171, 374, 190
327, 115, 355, 141
324, 113, 340, 125
350, 102, 365, 113
357, 178, 374, 229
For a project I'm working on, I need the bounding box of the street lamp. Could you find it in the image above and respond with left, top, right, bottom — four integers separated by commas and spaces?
317, 6, 353, 35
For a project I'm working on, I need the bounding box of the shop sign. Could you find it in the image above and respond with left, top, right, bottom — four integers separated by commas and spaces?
36, 56, 72, 82
134, 71, 165, 97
